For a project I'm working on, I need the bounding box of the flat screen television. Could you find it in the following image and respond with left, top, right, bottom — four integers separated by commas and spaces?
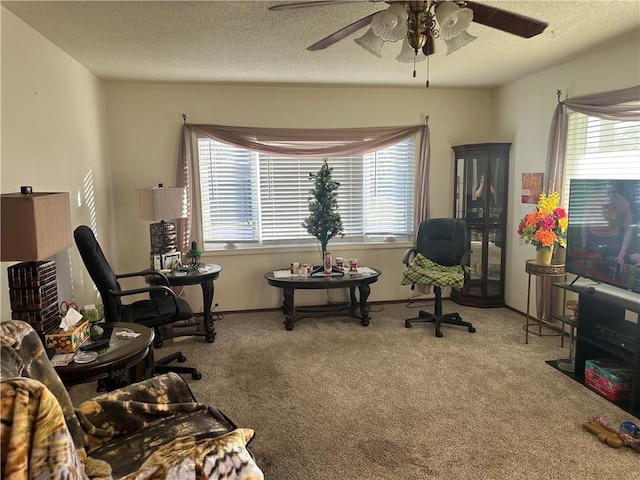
566, 179, 640, 293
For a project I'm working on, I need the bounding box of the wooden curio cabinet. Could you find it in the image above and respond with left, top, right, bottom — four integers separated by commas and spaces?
452, 143, 510, 307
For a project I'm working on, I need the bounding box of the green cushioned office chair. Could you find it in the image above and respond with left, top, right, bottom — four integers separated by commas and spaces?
402, 218, 476, 338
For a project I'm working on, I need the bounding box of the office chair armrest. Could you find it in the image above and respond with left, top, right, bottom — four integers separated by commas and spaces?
109, 285, 181, 303
115, 270, 171, 286
402, 247, 417, 266
460, 250, 471, 267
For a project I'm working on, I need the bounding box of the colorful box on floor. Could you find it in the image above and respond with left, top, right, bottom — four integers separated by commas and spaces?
45, 319, 89, 353
584, 359, 632, 402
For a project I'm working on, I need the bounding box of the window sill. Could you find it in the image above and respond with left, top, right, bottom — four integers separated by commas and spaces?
202, 239, 413, 257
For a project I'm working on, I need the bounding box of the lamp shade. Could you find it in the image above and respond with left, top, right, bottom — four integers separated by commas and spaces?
435, 2, 473, 40
354, 27, 385, 57
443, 30, 476, 55
1, 191, 72, 261
396, 37, 427, 63
371, 3, 408, 42
134, 186, 187, 222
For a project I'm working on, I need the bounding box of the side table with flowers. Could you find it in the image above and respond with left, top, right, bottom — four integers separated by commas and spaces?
517, 191, 568, 265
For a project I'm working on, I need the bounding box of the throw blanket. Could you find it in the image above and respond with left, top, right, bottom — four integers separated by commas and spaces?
401, 253, 465, 288
1, 377, 88, 480
0, 320, 88, 465
1, 320, 264, 480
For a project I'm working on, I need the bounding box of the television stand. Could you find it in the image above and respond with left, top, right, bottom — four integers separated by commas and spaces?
552, 281, 640, 417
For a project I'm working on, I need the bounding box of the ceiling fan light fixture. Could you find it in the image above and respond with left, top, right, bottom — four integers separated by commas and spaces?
435, 2, 473, 40
443, 29, 477, 55
396, 37, 427, 63
371, 3, 408, 42
354, 27, 385, 57
407, 30, 427, 52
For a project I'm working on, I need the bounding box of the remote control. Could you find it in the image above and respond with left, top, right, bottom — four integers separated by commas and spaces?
80, 339, 110, 351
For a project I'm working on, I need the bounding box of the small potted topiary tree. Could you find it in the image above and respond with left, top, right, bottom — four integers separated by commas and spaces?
302, 159, 344, 275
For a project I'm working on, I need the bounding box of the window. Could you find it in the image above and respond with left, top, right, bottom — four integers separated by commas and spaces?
196, 137, 415, 248
562, 112, 640, 206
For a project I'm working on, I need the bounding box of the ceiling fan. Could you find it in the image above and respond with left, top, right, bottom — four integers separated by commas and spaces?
269, 1, 548, 69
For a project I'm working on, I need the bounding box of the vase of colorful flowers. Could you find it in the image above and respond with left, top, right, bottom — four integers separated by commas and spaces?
517, 191, 568, 265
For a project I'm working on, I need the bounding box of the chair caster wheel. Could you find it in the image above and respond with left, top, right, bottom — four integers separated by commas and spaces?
192, 371, 202, 380
154, 339, 164, 349
177, 354, 187, 363
469, 326, 476, 333
405, 320, 412, 328
285, 322, 294, 331
435, 330, 443, 338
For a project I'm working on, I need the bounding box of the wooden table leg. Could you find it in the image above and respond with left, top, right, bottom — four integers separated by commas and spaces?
283, 287, 296, 330
349, 287, 357, 314
201, 278, 216, 343
525, 273, 532, 344
358, 283, 371, 326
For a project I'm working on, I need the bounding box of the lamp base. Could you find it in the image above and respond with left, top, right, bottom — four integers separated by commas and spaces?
149, 220, 178, 255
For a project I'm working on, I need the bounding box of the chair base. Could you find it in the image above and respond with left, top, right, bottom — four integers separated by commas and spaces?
146, 350, 202, 380
405, 310, 476, 338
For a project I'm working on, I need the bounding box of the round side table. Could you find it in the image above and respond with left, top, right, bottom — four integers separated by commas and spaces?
524, 260, 566, 344
54, 322, 154, 390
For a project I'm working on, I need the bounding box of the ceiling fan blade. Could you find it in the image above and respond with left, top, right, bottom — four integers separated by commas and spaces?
422, 36, 435, 56
269, 1, 364, 11
464, 1, 548, 38
308, 13, 376, 51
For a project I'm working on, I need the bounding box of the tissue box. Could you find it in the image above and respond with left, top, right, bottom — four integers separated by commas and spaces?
80, 304, 104, 322
45, 319, 89, 353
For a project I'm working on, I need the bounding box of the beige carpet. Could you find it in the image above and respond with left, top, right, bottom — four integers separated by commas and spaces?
70, 301, 639, 479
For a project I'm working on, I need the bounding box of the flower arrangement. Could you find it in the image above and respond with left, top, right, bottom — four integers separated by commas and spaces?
517, 191, 568, 249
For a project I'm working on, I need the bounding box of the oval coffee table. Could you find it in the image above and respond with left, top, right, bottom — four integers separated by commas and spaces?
265, 268, 381, 330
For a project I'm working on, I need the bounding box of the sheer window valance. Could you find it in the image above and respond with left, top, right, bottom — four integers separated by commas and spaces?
545, 85, 640, 193
176, 123, 430, 253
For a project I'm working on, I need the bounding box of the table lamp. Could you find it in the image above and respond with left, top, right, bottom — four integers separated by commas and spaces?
1, 187, 72, 335
134, 184, 187, 260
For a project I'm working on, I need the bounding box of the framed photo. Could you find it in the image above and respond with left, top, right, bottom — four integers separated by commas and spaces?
161, 252, 181, 270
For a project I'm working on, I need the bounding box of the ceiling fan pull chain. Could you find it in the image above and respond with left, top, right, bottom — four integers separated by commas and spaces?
412, 55, 417, 78
425, 47, 430, 88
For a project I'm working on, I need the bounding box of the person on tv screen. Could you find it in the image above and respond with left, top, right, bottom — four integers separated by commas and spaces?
581, 181, 632, 265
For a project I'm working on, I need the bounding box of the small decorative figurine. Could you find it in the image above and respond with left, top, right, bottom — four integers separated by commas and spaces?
186, 241, 203, 271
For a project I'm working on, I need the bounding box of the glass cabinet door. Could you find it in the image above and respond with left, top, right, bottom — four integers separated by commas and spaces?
452, 143, 510, 307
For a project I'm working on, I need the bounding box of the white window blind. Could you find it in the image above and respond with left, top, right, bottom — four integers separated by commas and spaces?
197, 140, 259, 242
196, 136, 415, 247
563, 112, 640, 206
363, 143, 414, 236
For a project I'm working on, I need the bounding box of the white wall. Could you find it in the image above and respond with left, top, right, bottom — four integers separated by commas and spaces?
493, 32, 640, 314
104, 83, 491, 312
1, 8, 115, 320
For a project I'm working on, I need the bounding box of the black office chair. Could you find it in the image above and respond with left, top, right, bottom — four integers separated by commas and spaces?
74, 225, 201, 379
401, 218, 476, 338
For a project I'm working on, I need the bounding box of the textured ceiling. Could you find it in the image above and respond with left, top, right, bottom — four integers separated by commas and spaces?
3, 0, 640, 88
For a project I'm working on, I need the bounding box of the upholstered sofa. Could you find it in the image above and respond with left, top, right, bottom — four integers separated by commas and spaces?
0, 320, 264, 479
